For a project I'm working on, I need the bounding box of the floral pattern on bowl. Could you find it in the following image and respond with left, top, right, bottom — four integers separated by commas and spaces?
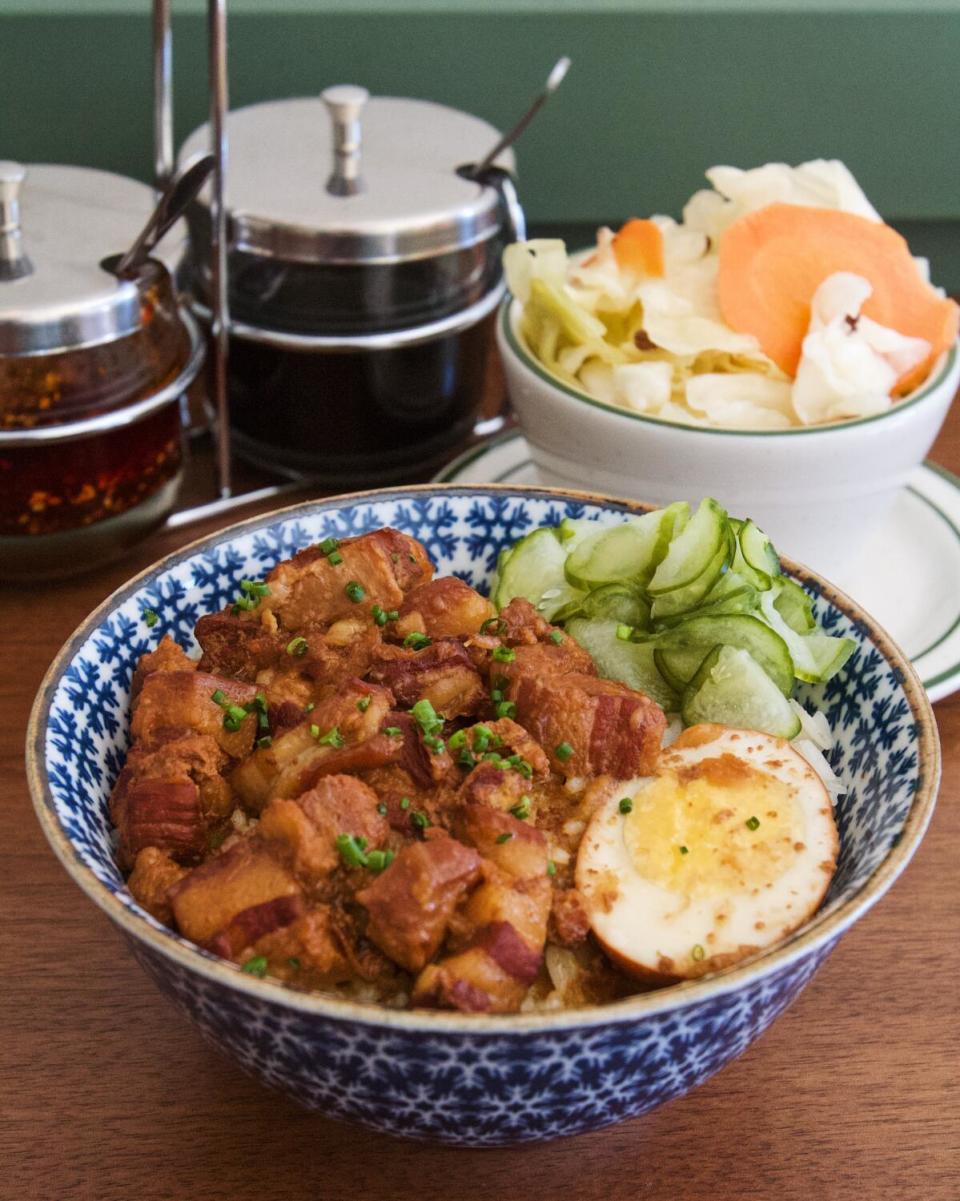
27, 486, 939, 1145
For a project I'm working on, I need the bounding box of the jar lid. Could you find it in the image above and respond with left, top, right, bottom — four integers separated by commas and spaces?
179, 89, 515, 266
0, 163, 180, 357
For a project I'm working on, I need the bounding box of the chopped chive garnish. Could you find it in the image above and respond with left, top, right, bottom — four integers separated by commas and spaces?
356, 696, 371, 713
616, 624, 633, 642
142, 608, 159, 627
410, 811, 429, 830
746, 816, 760, 831
546, 860, 557, 877
555, 741, 574, 763
400, 796, 411, 810
423, 735, 445, 754
365, 849, 396, 873
309, 723, 320, 739
385, 609, 399, 622
377, 802, 388, 816
286, 635, 309, 657
618, 797, 633, 815
403, 632, 432, 650
510, 795, 531, 820
692, 944, 705, 962
492, 646, 516, 663
680, 845, 689, 855
491, 689, 503, 703
241, 956, 268, 978
448, 729, 467, 750
371, 604, 387, 626
495, 700, 517, 720
458, 749, 477, 770
317, 726, 344, 748
508, 755, 533, 779
483, 751, 503, 764
345, 581, 365, 603
240, 579, 270, 597
327, 551, 343, 566
257, 735, 273, 750
383, 726, 402, 737
303, 701, 315, 713
211, 689, 227, 706
480, 617, 508, 636
336, 833, 369, 867
412, 698, 444, 737
319, 536, 339, 555
472, 725, 492, 753
495, 832, 513, 844
549, 630, 565, 645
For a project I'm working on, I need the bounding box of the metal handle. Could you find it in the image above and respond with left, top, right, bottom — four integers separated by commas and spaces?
322, 84, 369, 197
0, 160, 32, 281
153, 0, 174, 189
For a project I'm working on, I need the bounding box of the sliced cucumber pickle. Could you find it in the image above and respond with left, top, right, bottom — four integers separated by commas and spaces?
566, 618, 679, 711
772, 577, 816, 633
654, 645, 711, 692
493, 527, 585, 619
648, 498, 729, 596
681, 645, 802, 738
758, 591, 854, 683
649, 533, 733, 621
564, 502, 687, 590
734, 518, 781, 591
655, 612, 795, 696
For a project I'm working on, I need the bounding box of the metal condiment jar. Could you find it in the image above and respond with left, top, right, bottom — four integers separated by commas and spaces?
0, 162, 203, 581
179, 88, 523, 483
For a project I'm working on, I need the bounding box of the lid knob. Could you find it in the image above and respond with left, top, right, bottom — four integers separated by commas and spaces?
0, 160, 32, 282
321, 84, 369, 197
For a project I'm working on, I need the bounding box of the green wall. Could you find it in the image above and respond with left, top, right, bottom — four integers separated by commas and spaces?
2, 3, 959, 283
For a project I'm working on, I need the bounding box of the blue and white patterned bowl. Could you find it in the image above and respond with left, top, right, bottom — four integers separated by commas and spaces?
26, 485, 939, 1146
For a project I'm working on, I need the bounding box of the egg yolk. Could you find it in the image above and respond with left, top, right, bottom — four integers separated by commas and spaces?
622, 753, 803, 897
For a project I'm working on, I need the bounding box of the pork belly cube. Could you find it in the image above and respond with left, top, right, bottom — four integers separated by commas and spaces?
455, 716, 551, 779
131, 670, 258, 759
230, 681, 393, 810
367, 639, 486, 720
413, 806, 551, 1013
114, 779, 206, 869
395, 577, 494, 640
195, 611, 285, 681
206, 893, 306, 959
356, 836, 482, 972
258, 774, 388, 887
127, 847, 188, 925
497, 597, 555, 646
132, 635, 196, 698
112, 734, 233, 825
413, 922, 545, 1014
168, 839, 302, 945
265, 528, 432, 631
505, 669, 665, 778
458, 762, 531, 812
248, 907, 353, 986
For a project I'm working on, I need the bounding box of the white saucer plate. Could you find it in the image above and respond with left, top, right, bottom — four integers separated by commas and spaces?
437, 431, 960, 702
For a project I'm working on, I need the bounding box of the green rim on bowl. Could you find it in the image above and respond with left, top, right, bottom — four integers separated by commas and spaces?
501, 298, 959, 438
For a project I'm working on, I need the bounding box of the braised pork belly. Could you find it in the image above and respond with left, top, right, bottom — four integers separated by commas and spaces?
113, 526, 665, 1013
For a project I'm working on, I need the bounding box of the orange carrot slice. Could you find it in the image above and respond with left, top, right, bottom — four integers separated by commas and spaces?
717, 202, 959, 389
613, 218, 665, 278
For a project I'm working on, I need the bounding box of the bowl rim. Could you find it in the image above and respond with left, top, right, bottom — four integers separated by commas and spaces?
500, 295, 960, 439
26, 482, 941, 1034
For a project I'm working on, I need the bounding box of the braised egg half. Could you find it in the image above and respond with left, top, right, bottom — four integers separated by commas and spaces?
575, 723, 838, 981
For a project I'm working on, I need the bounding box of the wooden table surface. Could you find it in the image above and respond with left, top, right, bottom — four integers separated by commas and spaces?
4, 409, 959, 1201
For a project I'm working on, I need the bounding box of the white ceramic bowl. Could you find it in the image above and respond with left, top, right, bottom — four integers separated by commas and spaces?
498, 298, 960, 577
